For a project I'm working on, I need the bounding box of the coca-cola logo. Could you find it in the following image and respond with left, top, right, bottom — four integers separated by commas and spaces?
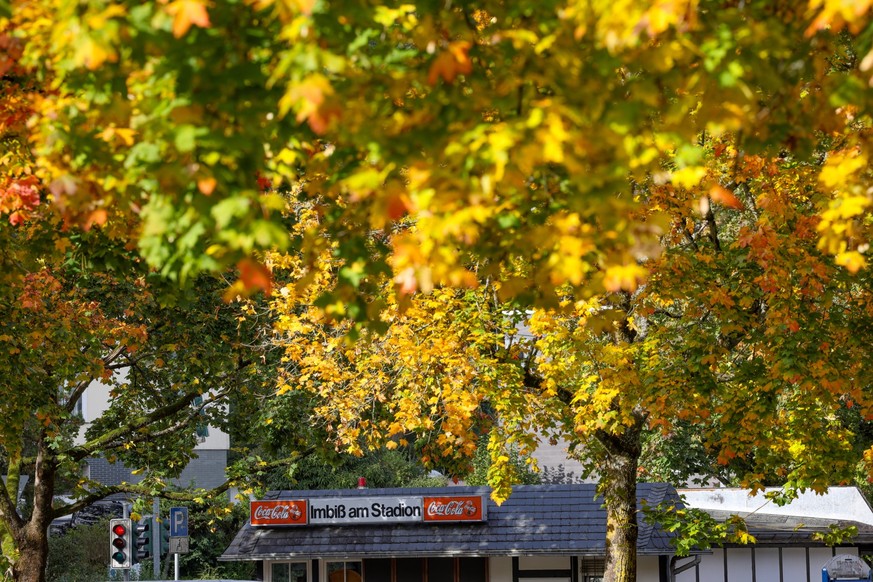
254, 503, 302, 520
427, 500, 471, 516
251, 500, 307, 525
423, 496, 483, 521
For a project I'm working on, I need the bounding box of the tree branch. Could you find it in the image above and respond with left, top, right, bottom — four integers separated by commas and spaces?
50, 452, 313, 520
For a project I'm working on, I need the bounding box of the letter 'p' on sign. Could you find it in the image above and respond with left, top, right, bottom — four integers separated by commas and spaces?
251, 500, 308, 526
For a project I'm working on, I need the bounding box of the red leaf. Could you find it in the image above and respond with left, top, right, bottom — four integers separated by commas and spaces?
237, 258, 273, 296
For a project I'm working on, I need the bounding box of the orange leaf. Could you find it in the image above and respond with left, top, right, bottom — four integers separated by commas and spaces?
386, 194, 410, 220
85, 209, 108, 230
291, 0, 316, 15
427, 41, 473, 85
287, 76, 340, 134
166, 0, 211, 38
709, 185, 744, 210
197, 177, 217, 195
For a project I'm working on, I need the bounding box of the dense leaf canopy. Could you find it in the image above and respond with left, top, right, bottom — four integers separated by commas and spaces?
6, 1, 873, 582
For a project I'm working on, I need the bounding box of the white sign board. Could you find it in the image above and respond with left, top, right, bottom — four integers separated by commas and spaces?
308, 496, 422, 525
169, 536, 189, 554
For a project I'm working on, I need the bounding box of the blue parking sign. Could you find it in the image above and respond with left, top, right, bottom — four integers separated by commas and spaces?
169, 507, 188, 537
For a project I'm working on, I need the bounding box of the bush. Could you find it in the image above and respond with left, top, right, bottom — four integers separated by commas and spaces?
47, 517, 113, 582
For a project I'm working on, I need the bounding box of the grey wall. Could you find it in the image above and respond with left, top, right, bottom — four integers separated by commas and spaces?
86, 449, 228, 489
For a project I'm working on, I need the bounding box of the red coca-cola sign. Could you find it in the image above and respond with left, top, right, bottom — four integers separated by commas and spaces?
422, 496, 485, 522
251, 500, 308, 526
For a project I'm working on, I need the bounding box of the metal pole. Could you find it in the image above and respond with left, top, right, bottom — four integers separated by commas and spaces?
121, 503, 130, 582
153, 499, 161, 579
174, 553, 180, 581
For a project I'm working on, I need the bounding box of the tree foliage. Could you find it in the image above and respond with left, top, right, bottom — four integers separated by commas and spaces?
7, 1, 873, 582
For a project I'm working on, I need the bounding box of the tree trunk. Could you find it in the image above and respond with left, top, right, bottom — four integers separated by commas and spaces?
12, 523, 49, 582
599, 414, 644, 582
11, 439, 56, 582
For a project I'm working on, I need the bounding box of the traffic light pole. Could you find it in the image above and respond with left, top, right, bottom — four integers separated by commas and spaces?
152, 498, 161, 580
121, 504, 131, 582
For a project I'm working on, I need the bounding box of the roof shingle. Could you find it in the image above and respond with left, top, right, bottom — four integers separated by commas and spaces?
220, 483, 680, 561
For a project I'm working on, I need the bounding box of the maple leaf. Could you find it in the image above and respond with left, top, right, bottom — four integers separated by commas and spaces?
709, 185, 744, 210
255, 172, 272, 192
165, 0, 212, 38
836, 250, 867, 273
427, 41, 473, 85
283, 75, 340, 134
806, 0, 873, 36
84, 209, 108, 230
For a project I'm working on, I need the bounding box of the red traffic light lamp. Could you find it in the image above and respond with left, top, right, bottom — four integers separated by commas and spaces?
109, 518, 132, 569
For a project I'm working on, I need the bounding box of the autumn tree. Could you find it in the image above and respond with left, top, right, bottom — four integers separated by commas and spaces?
268, 230, 540, 494
0, 222, 290, 582
9, 1, 873, 582
0, 53, 282, 582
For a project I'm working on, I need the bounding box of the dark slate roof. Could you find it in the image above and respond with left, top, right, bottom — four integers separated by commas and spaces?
220, 483, 680, 561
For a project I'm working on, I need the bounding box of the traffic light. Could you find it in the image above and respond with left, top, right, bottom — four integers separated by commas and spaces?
109, 518, 132, 569
135, 516, 152, 562
160, 518, 170, 555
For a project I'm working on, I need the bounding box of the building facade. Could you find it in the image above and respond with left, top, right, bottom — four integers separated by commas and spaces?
221, 484, 679, 582
221, 484, 873, 582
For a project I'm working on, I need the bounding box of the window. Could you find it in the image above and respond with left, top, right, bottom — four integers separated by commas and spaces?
272, 562, 308, 582
361, 557, 487, 582
365, 559, 392, 582
396, 559, 422, 582
427, 558, 454, 582
580, 558, 604, 582
457, 558, 486, 582
327, 560, 363, 582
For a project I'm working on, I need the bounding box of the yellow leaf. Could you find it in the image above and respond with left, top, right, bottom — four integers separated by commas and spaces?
602, 263, 648, 292
819, 150, 867, 189
671, 166, 707, 189
835, 250, 867, 273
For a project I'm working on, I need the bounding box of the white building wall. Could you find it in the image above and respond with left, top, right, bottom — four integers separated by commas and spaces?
754, 548, 780, 581
637, 556, 661, 582
675, 546, 858, 582
681, 550, 724, 582
724, 549, 754, 582
781, 548, 808, 581
680, 488, 873, 526
517, 556, 569, 569
490, 557, 512, 582
810, 548, 842, 577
